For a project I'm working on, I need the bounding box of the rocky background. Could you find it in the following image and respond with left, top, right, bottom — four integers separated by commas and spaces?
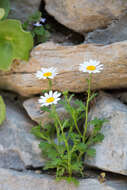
1, 0, 127, 189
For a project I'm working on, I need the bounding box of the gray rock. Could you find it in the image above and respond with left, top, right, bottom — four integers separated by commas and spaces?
23, 97, 75, 126
0, 92, 45, 170
85, 15, 127, 45
113, 91, 127, 104
0, 168, 127, 190
9, 0, 41, 22
44, 0, 127, 34
85, 92, 127, 176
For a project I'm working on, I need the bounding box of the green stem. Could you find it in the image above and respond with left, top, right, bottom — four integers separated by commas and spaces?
51, 105, 61, 151
83, 74, 92, 143
54, 108, 72, 177
77, 151, 84, 162
72, 114, 82, 137
64, 93, 82, 137
48, 78, 52, 91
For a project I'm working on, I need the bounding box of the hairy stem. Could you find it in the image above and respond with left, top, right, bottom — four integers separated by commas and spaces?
64, 93, 82, 137
53, 107, 72, 177
83, 74, 92, 143
48, 78, 52, 91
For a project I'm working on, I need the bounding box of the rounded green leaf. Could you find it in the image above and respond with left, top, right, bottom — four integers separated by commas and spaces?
0, 19, 33, 71
0, 96, 6, 125
0, 40, 13, 70
0, 19, 33, 60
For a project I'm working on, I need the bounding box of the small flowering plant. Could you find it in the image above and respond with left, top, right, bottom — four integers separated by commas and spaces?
32, 62, 107, 185
22, 11, 50, 45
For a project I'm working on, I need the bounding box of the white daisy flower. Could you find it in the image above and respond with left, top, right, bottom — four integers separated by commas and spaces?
79, 59, 103, 74
33, 21, 42, 27
35, 67, 58, 79
38, 91, 61, 106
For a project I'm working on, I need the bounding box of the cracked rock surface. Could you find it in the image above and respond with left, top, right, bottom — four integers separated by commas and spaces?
1, 41, 127, 96
0, 92, 45, 170
86, 92, 127, 176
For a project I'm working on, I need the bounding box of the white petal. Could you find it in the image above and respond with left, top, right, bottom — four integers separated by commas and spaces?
55, 93, 61, 98
38, 99, 44, 104
44, 93, 49, 97
49, 90, 53, 97
53, 91, 61, 97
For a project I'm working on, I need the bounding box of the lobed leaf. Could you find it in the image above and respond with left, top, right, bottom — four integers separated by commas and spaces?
86, 148, 96, 157
0, 19, 33, 71
0, 40, 13, 70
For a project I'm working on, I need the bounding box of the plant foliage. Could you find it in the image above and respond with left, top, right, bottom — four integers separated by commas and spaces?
32, 91, 107, 184
22, 11, 50, 45
0, 19, 33, 70
0, 0, 33, 71
0, 96, 6, 125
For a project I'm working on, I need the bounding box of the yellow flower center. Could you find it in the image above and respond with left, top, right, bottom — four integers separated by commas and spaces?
43, 72, 52, 77
86, 65, 96, 71
46, 97, 55, 103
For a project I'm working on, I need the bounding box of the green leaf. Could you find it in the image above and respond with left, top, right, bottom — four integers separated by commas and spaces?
69, 132, 81, 142
43, 161, 57, 170
36, 30, 50, 44
31, 125, 48, 140
41, 106, 51, 112
62, 119, 70, 129
71, 161, 83, 172
74, 99, 86, 110
90, 117, 108, 128
22, 20, 29, 31
58, 145, 66, 153
56, 167, 65, 177
88, 93, 98, 102
33, 26, 45, 36
0, 40, 13, 70
39, 141, 58, 159
76, 143, 87, 152
29, 11, 41, 22
68, 94, 74, 102
62, 91, 69, 96
0, 19, 33, 71
92, 133, 104, 143
86, 148, 96, 157
57, 135, 65, 144
0, 0, 10, 19
39, 141, 52, 150
89, 118, 108, 133
0, 96, 6, 125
